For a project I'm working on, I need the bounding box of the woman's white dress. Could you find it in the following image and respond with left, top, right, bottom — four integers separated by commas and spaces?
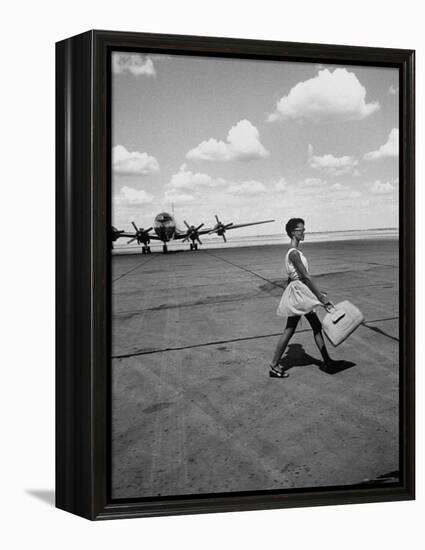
276, 247, 322, 318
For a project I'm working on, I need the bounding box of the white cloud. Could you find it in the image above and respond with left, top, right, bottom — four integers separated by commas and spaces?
371, 180, 395, 194
268, 68, 380, 123
308, 144, 358, 175
275, 178, 288, 192
301, 177, 327, 187
167, 164, 222, 191
363, 128, 399, 160
186, 120, 269, 161
164, 190, 196, 205
168, 166, 270, 200
331, 183, 349, 190
113, 145, 160, 175
112, 53, 156, 77
114, 186, 154, 206
388, 85, 399, 95
329, 184, 361, 200
226, 180, 267, 195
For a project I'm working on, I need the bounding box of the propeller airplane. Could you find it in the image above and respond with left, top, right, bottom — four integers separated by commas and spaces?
112, 212, 274, 253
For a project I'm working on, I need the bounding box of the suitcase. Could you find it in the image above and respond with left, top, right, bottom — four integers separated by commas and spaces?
322, 300, 364, 347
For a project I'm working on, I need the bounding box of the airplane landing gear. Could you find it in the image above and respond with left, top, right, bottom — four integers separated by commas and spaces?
141, 246, 152, 254
190, 243, 198, 251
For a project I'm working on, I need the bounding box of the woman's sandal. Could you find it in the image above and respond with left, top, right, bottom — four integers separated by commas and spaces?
269, 365, 289, 378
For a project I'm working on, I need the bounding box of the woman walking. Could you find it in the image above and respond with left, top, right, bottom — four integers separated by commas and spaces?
270, 218, 335, 378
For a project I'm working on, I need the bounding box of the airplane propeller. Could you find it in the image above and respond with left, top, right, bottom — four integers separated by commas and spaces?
209, 215, 234, 242
127, 222, 154, 245
182, 221, 204, 244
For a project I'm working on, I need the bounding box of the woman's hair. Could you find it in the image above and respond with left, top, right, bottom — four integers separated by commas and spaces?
285, 218, 305, 238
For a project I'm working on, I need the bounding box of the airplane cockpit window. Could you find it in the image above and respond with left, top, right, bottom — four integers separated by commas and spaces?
155, 212, 172, 222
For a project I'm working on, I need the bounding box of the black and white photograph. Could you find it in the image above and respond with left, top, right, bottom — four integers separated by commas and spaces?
2, 0, 423, 543
110, 51, 400, 499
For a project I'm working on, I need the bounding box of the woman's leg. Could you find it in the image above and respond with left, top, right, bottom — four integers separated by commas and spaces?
270, 316, 300, 370
305, 312, 333, 365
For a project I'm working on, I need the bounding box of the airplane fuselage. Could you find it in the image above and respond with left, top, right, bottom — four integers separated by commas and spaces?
153, 212, 177, 242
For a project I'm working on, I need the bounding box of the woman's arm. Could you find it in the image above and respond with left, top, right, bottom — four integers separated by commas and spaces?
289, 250, 328, 304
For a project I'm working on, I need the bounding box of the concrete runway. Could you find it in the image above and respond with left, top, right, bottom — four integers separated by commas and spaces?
111, 238, 399, 498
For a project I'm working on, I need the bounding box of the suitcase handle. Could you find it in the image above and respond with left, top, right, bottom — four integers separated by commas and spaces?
331, 310, 345, 323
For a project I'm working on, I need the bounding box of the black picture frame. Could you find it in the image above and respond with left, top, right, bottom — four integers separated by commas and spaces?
56, 29, 415, 520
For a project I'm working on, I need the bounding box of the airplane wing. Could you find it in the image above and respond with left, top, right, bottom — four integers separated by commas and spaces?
111, 225, 162, 243
113, 232, 137, 239
112, 231, 162, 241
173, 218, 275, 244
223, 219, 275, 231
206, 218, 275, 242
173, 227, 214, 239
172, 232, 199, 240
198, 227, 216, 235
129, 234, 162, 240
172, 220, 215, 241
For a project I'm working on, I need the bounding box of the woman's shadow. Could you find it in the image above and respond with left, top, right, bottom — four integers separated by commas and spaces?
280, 343, 356, 375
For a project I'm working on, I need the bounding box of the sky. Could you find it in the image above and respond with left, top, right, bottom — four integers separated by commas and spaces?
112, 52, 399, 237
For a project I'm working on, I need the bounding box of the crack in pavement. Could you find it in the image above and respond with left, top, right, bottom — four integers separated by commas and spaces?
112, 254, 158, 283
362, 323, 399, 342
203, 250, 396, 291
112, 316, 399, 359
203, 249, 285, 288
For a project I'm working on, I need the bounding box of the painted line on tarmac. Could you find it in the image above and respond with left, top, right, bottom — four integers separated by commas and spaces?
202, 251, 396, 293
362, 320, 399, 342
112, 254, 158, 283
112, 281, 397, 316
202, 250, 285, 288
113, 332, 284, 358
113, 292, 267, 316
334, 282, 395, 290
112, 315, 399, 359
366, 261, 398, 268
